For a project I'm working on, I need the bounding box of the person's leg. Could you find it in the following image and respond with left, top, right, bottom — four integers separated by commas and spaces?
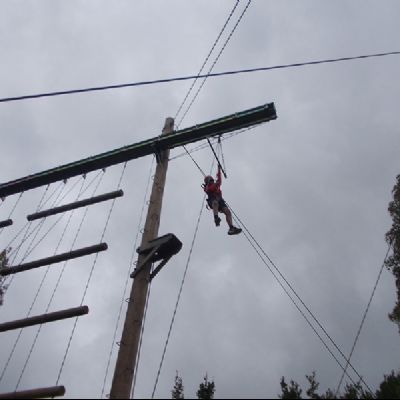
212, 200, 221, 226
221, 202, 242, 235
221, 206, 233, 228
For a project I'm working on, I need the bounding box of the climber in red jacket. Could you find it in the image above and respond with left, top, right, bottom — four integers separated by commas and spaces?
202, 166, 242, 235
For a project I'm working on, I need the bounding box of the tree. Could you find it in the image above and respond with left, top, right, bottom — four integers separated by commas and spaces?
0, 247, 11, 306
278, 371, 400, 399
279, 376, 302, 399
196, 374, 215, 400
385, 174, 400, 332
172, 371, 184, 399
375, 371, 400, 399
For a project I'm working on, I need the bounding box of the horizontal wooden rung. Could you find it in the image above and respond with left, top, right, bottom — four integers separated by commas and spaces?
27, 190, 124, 221
0, 305, 89, 333
0, 243, 108, 276
0, 219, 13, 229
0, 385, 65, 399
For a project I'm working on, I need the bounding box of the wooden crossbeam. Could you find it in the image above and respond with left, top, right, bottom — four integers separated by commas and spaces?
0, 102, 277, 198
0, 306, 89, 332
0, 386, 65, 399
27, 190, 124, 221
0, 243, 108, 276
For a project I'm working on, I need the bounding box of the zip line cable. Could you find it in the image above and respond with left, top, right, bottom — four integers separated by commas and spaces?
100, 157, 155, 399
1, 51, 399, 104
176, 0, 253, 128
227, 204, 373, 393
177, 0, 250, 172
335, 241, 394, 396
183, 146, 206, 177
177, 124, 373, 392
237, 220, 359, 388
174, 0, 241, 121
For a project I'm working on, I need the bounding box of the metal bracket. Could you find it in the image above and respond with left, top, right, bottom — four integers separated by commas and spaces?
130, 233, 182, 280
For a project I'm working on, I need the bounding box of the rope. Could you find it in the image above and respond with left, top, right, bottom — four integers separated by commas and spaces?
19, 172, 104, 263
183, 146, 206, 177
55, 163, 128, 386
335, 241, 394, 395
174, 0, 241, 122
207, 138, 227, 178
227, 204, 373, 393
0, 182, 69, 384
12, 172, 105, 390
218, 136, 227, 175
100, 157, 155, 399
131, 268, 153, 399
0, 192, 23, 237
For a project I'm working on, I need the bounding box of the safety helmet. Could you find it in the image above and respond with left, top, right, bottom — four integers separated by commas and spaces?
204, 175, 214, 184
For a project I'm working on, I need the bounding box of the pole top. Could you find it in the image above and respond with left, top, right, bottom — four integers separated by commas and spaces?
162, 117, 174, 135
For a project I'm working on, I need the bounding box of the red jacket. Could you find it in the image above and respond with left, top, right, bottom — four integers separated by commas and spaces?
204, 168, 222, 198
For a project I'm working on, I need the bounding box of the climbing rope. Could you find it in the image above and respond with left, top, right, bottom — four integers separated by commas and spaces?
131, 268, 153, 399
0, 192, 23, 237
207, 138, 227, 178
55, 163, 128, 387
11, 172, 106, 390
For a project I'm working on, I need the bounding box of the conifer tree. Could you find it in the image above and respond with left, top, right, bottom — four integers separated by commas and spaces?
171, 371, 184, 399
385, 174, 400, 332
196, 374, 215, 399
0, 248, 11, 306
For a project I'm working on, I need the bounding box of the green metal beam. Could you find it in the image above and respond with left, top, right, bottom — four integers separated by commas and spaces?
0, 102, 277, 198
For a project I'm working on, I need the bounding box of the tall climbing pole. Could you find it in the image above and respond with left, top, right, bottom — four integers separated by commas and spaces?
110, 117, 174, 399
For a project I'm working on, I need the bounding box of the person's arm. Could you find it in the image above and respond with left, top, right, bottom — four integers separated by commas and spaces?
216, 166, 222, 187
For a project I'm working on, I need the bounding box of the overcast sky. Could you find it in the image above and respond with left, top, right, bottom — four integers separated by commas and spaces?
0, 1, 399, 398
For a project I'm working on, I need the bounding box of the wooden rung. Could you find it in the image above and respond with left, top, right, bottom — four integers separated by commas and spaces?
0, 243, 108, 276
27, 189, 124, 221
0, 385, 65, 399
0, 305, 89, 333
0, 219, 13, 229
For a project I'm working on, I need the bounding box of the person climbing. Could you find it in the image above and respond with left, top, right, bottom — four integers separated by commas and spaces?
202, 166, 242, 235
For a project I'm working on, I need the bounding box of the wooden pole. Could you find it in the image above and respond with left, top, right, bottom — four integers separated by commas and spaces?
110, 117, 174, 399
